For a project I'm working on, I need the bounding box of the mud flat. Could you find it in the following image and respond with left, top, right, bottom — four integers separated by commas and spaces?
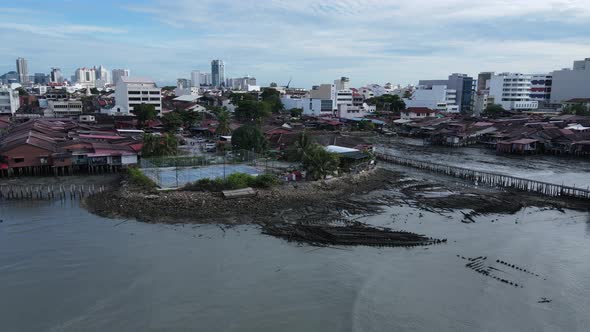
83, 168, 393, 224
83, 166, 589, 227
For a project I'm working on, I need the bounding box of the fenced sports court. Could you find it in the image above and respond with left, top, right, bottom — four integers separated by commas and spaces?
139, 150, 283, 188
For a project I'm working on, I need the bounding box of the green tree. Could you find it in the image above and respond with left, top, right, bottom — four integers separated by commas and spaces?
562, 104, 590, 116
229, 92, 255, 105
261, 88, 283, 113
216, 110, 232, 136
90, 87, 100, 95
290, 108, 303, 118
358, 120, 375, 131
231, 125, 268, 153
483, 104, 505, 117
141, 133, 179, 157
235, 100, 271, 125
16, 87, 28, 96
162, 112, 183, 132
302, 144, 340, 180
367, 94, 406, 114
133, 103, 158, 126
177, 110, 203, 127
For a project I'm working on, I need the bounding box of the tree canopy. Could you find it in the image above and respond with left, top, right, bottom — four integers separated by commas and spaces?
162, 111, 183, 132
215, 110, 232, 136
132, 103, 158, 125
141, 133, 179, 157
483, 104, 505, 117
231, 125, 267, 153
16, 87, 28, 96
261, 88, 283, 113
290, 108, 303, 118
302, 144, 340, 180
562, 104, 590, 116
234, 100, 271, 124
367, 94, 406, 114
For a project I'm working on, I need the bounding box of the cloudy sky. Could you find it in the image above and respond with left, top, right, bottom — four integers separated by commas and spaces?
1, 0, 590, 87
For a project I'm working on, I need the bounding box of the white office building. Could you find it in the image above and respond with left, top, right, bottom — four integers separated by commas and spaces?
488, 73, 538, 110
551, 58, 590, 103
111, 69, 130, 85
405, 85, 459, 113
75, 68, 96, 88
334, 77, 350, 90
95, 65, 110, 85
114, 77, 162, 115
0, 86, 20, 115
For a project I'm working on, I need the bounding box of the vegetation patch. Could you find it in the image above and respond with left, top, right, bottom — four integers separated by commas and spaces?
182, 172, 280, 192
127, 167, 157, 191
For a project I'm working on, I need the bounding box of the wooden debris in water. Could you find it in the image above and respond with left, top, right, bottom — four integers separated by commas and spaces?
262, 223, 446, 248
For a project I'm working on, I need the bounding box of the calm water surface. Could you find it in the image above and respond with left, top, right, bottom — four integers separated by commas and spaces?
1, 197, 589, 331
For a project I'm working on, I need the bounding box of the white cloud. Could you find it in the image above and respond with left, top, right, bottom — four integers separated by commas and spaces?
2, 0, 589, 87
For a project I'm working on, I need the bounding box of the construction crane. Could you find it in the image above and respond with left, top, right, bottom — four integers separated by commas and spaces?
285, 77, 292, 89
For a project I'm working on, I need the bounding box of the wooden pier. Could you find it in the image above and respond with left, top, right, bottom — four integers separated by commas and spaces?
0, 184, 105, 201
376, 152, 590, 200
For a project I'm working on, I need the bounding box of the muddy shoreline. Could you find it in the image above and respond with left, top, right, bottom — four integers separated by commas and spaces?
83, 167, 589, 225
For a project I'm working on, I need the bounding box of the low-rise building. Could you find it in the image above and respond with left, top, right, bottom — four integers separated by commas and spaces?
115, 76, 162, 115
401, 107, 437, 120
0, 86, 20, 115
46, 100, 83, 117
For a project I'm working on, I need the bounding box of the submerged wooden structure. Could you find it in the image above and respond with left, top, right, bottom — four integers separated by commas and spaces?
262, 223, 445, 248
376, 152, 590, 200
0, 184, 105, 200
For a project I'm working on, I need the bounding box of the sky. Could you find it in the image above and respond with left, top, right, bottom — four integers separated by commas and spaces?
1, 0, 590, 88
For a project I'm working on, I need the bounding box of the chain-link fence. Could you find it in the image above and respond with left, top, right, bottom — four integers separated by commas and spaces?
139, 150, 286, 188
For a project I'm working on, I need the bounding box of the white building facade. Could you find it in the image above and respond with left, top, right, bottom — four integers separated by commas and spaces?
405, 85, 459, 113
111, 69, 130, 85
488, 73, 538, 110
46, 100, 83, 117
75, 68, 96, 88
115, 77, 162, 115
0, 86, 20, 115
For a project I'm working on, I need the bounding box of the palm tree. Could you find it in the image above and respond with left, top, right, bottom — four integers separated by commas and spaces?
294, 131, 312, 160
215, 110, 232, 136
302, 144, 340, 180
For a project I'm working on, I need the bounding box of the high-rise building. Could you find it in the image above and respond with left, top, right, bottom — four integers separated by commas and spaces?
50, 68, 63, 83
226, 76, 257, 90
191, 71, 201, 88
419, 73, 473, 113
95, 65, 110, 84
75, 67, 96, 88
334, 77, 350, 90
551, 58, 590, 103
211, 60, 225, 87
112, 69, 130, 85
34, 73, 48, 84
16, 57, 28, 84
177, 78, 190, 89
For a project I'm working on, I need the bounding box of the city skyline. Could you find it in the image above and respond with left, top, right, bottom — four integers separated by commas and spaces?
1, 1, 590, 87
